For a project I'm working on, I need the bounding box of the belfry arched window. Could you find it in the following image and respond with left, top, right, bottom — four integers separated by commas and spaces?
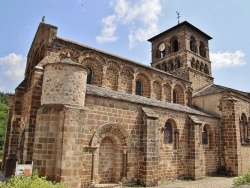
171, 37, 179, 53
162, 62, 167, 71
156, 64, 161, 70
196, 61, 200, 70
169, 61, 174, 71
173, 90, 178, 103
87, 67, 93, 85
190, 36, 196, 53
199, 42, 206, 58
135, 80, 142, 96
204, 64, 209, 75
176, 58, 181, 68
200, 62, 204, 72
164, 122, 173, 144
191, 58, 195, 68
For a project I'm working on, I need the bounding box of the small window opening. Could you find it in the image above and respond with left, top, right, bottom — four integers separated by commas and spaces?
135, 80, 142, 96
164, 122, 173, 144
173, 90, 178, 103
199, 42, 206, 58
176, 60, 181, 68
202, 126, 208, 144
87, 67, 93, 85
173, 39, 179, 52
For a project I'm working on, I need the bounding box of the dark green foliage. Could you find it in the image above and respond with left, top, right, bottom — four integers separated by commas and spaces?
0, 170, 67, 188
0, 92, 9, 105
0, 92, 9, 155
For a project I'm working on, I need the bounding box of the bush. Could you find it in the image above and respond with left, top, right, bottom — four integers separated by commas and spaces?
0, 170, 67, 188
233, 170, 250, 186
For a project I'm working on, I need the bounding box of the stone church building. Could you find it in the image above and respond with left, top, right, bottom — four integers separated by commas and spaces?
2, 20, 250, 187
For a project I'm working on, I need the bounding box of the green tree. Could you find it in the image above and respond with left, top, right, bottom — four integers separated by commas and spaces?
0, 92, 9, 155
0, 101, 8, 154
0, 92, 9, 105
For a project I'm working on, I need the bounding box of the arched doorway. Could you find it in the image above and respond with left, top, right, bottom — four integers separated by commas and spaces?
90, 123, 131, 184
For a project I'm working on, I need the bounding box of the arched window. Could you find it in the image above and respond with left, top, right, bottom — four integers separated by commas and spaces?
196, 61, 199, 70
169, 61, 174, 71
171, 37, 179, 53
202, 126, 208, 144
176, 59, 181, 68
190, 36, 196, 53
173, 90, 178, 103
87, 67, 93, 85
191, 59, 195, 68
164, 122, 173, 144
135, 80, 142, 96
199, 42, 206, 58
173, 39, 179, 52
162, 62, 167, 71
200, 62, 204, 72
156, 64, 161, 70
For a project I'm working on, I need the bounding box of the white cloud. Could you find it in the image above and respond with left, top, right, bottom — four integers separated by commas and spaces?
96, 15, 118, 43
0, 53, 26, 93
210, 50, 247, 69
96, 0, 162, 48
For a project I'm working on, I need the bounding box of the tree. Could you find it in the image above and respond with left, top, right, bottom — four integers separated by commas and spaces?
0, 92, 9, 155
0, 92, 9, 105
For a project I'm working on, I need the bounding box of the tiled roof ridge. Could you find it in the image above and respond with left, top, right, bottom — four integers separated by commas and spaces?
193, 84, 214, 96
193, 84, 250, 98
86, 84, 219, 118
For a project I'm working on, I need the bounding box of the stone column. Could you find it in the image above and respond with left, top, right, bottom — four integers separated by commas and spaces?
131, 78, 135, 94
161, 84, 165, 100
90, 147, 98, 185
121, 147, 128, 182
240, 120, 244, 143
101, 66, 107, 87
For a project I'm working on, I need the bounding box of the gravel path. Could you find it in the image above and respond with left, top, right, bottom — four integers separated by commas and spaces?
158, 176, 236, 188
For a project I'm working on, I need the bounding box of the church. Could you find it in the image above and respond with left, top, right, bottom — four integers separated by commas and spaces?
2, 20, 250, 188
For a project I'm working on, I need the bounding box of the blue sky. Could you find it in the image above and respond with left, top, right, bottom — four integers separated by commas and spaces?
0, 0, 250, 93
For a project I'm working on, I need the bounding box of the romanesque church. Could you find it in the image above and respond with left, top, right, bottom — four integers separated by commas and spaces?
2, 20, 250, 188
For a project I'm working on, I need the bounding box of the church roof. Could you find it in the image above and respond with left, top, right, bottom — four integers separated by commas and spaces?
86, 85, 218, 118
148, 21, 212, 42
193, 84, 250, 98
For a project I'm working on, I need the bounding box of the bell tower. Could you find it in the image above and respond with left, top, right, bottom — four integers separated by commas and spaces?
148, 21, 214, 92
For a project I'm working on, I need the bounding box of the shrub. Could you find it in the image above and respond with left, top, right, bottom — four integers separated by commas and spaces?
233, 170, 250, 186
0, 170, 67, 188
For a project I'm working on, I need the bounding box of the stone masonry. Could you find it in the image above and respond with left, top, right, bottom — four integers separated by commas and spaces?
2, 20, 250, 188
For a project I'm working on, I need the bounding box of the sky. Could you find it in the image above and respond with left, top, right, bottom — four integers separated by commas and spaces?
0, 0, 250, 93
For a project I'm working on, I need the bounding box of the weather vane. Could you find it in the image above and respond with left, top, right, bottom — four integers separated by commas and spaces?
176, 11, 180, 24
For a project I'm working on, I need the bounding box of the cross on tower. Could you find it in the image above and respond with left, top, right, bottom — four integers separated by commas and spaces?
176, 11, 180, 24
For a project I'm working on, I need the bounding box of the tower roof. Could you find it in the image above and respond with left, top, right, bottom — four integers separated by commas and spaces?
148, 21, 212, 42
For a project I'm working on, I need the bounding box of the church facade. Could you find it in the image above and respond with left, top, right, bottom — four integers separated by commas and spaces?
2, 21, 250, 188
